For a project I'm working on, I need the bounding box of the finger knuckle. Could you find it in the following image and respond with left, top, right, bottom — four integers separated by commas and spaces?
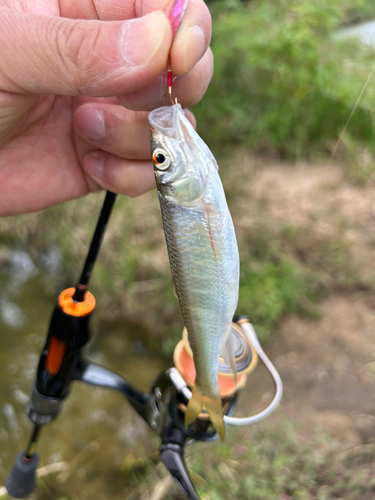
54, 20, 108, 94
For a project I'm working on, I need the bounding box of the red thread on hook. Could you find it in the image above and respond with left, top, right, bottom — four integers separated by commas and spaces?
167, 0, 187, 105
168, 70, 173, 89
168, 69, 174, 104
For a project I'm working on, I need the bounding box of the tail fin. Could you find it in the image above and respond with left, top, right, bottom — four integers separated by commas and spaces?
185, 387, 225, 441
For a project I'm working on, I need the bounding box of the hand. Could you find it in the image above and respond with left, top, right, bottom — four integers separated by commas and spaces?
0, 0, 212, 216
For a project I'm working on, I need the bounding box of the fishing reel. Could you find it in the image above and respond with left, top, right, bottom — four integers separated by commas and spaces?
5, 312, 281, 500
4, 193, 283, 500
149, 319, 258, 439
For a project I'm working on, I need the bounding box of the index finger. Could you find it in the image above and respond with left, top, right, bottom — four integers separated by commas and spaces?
138, 0, 212, 75
168, 0, 212, 75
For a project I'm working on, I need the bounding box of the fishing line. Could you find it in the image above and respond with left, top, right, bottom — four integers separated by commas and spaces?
329, 62, 375, 163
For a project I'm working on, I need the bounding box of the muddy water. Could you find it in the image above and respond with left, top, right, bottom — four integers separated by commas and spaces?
0, 250, 167, 499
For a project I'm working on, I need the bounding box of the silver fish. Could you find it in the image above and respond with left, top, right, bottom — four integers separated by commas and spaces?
148, 104, 239, 440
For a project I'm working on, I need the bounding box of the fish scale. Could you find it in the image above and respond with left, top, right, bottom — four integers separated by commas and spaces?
159, 196, 227, 388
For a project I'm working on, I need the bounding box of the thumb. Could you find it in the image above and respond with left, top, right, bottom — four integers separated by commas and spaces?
0, 8, 171, 97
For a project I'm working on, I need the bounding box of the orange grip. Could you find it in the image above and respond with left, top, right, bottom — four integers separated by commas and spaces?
46, 336, 67, 375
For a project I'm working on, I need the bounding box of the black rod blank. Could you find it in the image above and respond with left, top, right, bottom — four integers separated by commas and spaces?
25, 425, 42, 459
73, 191, 117, 302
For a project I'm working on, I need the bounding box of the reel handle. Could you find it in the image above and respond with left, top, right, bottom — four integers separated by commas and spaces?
160, 425, 200, 500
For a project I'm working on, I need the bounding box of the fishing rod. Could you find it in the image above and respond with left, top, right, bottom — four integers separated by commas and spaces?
4, 190, 117, 496
5, 222, 282, 498
73, 191, 117, 302
4, 191, 282, 500
5, 192, 283, 500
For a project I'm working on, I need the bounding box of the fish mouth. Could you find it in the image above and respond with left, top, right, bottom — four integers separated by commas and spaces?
148, 104, 183, 135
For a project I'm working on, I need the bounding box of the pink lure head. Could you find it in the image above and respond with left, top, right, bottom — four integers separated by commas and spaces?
169, 0, 188, 40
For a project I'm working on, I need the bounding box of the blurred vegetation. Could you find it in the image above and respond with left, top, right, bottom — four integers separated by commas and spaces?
26, 420, 375, 500
187, 423, 375, 500
195, 0, 375, 164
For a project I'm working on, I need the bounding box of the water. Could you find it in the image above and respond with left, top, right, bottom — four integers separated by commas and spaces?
0, 249, 167, 499
338, 20, 375, 48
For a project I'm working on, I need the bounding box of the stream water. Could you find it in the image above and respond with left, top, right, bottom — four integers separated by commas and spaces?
338, 20, 375, 47
0, 249, 167, 499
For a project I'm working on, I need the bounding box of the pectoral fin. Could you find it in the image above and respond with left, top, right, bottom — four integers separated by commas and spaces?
221, 333, 238, 386
185, 387, 225, 441
172, 176, 203, 201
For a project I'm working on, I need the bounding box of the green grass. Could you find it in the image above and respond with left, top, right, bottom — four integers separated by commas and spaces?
33, 417, 375, 500
26, 419, 375, 500
195, 0, 375, 164
179, 422, 375, 500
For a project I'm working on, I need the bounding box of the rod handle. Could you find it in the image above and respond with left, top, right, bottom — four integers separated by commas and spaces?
5, 451, 39, 498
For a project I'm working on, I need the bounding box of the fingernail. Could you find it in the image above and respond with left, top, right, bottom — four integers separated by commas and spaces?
75, 107, 105, 142
119, 74, 166, 110
122, 11, 167, 66
183, 25, 205, 73
84, 153, 104, 178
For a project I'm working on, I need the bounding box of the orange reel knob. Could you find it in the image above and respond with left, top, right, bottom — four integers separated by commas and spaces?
58, 287, 96, 317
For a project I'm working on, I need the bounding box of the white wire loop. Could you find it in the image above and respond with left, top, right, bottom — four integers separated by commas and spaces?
223, 321, 283, 426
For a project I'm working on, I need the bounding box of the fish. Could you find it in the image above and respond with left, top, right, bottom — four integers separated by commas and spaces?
148, 104, 239, 440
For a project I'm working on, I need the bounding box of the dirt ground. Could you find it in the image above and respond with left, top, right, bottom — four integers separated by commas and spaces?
235, 156, 375, 451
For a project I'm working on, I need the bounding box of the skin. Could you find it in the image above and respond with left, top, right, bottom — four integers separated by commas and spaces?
0, 0, 213, 216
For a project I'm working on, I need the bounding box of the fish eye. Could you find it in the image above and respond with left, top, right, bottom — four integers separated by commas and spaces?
152, 148, 170, 171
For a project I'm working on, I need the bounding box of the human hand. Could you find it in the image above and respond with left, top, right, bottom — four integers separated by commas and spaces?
0, 0, 212, 216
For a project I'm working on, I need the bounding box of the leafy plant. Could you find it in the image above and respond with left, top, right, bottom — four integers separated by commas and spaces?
195, 0, 375, 160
